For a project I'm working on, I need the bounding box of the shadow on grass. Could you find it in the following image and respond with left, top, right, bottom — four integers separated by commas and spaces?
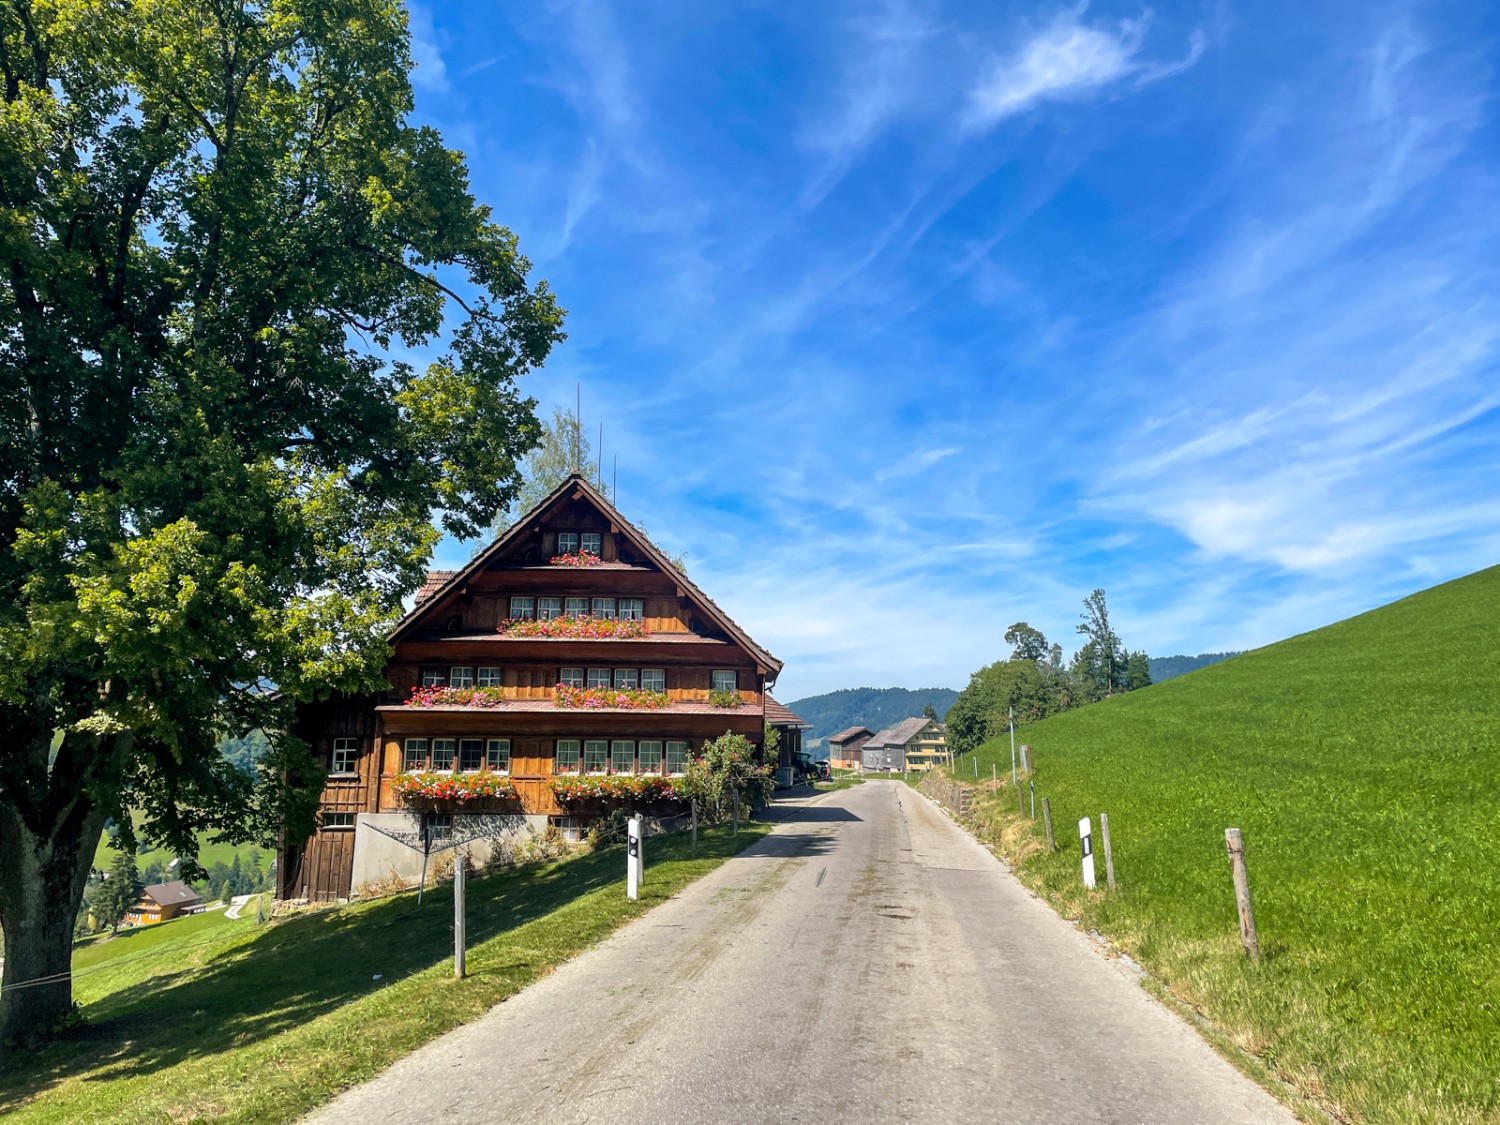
0, 826, 759, 1111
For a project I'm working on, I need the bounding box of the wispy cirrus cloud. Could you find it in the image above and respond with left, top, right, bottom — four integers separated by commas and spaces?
966, 9, 1202, 128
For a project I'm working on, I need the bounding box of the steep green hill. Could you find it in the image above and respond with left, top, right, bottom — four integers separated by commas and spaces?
963, 565, 1500, 1123
787, 686, 957, 747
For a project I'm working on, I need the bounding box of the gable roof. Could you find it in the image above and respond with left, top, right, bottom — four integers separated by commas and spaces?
764, 696, 810, 729
389, 474, 782, 678
829, 726, 874, 745
142, 881, 200, 907
865, 717, 932, 749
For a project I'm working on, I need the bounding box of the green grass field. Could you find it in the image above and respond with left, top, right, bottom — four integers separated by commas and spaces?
958, 565, 1500, 1124
1, 823, 770, 1124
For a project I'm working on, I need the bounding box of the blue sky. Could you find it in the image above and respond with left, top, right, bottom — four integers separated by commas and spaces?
411, 1, 1500, 701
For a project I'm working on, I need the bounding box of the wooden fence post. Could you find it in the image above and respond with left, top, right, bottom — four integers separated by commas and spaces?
1224, 828, 1260, 961
1101, 813, 1116, 891
1042, 798, 1055, 852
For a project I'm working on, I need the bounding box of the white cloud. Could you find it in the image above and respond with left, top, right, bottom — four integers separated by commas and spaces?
874, 445, 961, 481
966, 10, 1200, 129
406, 5, 450, 94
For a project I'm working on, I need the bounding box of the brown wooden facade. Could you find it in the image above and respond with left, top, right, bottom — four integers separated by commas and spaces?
278, 475, 784, 901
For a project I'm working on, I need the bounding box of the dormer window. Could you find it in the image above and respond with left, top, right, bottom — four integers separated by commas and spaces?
581, 532, 602, 555
557, 532, 579, 554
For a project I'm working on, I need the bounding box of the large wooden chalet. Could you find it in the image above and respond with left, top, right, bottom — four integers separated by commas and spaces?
278, 475, 784, 901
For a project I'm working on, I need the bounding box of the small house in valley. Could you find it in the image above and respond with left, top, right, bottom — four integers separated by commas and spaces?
827, 726, 873, 772
861, 717, 948, 773
278, 474, 785, 901
126, 881, 203, 925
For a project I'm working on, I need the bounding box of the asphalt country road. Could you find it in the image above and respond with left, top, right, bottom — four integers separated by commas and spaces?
308, 781, 1295, 1124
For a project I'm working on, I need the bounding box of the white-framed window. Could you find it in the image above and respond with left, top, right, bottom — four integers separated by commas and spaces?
641, 668, 665, 692
560, 667, 585, 688
666, 740, 691, 775
611, 740, 635, 773
583, 739, 608, 772
711, 669, 737, 693
565, 596, 589, 617
331, 738, 359, 774
487, 739, 511, 772
424, 812, 452, 841
556, 532, 579, 554
323, 812, 355, 830
509, 596, 536, 620
551, 815, 582, 842
431, 738, 456, 771
450, 667, 475, 689
638, 740, 663, 773
592, 597, 616, 620
614, 668, 639, 690
477, 667, 502, 688
619, 598, 644, 622
403, 738, 428, 771
556, 739, 581, 772
581, 532, 602, 555
458, 739, 485, 772
587, 668, 612, 689
539, 596, 563, 620
420, 668, 446, 687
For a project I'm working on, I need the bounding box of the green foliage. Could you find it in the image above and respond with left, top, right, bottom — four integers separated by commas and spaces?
682, 732, 774, 822
787, 687, 959, 747
1004, 621, 1052, 663
945, 659, 1083, 754
707, 689, 744, 709
964, 565, 1500, 1123
93, 850, 141, 934
495, 405, 598, 531
0, 0, 564, 1038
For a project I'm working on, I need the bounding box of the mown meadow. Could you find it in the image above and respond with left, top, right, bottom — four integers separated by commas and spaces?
960, 565, 1500, 1124
1, 823, 770, 1124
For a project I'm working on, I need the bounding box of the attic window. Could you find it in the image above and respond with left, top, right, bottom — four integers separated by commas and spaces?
581, 532, 602, 555
557, 532, 579, 554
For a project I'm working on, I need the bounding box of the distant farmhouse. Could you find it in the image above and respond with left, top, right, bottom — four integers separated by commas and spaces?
862, 717, 948, 773
279, 474, 787, 901
126, 881, 203, 926
827, 726, 873, 772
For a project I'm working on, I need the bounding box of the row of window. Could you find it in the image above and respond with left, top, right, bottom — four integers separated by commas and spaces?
419, 667, 740, 693
399, 737, 693, 775
506, 596, 645, 621
555, 532, 603, 555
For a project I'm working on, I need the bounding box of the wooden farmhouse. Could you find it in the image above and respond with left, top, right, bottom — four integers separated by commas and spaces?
278, 474, 784, 901
827, 726, 873, 772
861, 717, 948, 773
125, 881, 203, 926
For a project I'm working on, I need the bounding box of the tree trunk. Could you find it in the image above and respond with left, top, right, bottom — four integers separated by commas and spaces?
0, 794, 106, 1053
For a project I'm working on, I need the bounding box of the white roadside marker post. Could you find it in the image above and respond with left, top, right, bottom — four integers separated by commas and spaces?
453, 852, 466, 980
1079, 817, 1097, 890
627, 814, 643, 901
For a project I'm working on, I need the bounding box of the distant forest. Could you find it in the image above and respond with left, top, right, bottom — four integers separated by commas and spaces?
1147, 652, 1243, 682
787, 687, 959, 748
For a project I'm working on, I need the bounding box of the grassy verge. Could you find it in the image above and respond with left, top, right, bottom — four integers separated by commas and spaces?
937, 567, 1500, 1124
1, 823, 770, 1124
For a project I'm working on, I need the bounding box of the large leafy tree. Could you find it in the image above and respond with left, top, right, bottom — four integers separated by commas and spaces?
0, 0, 563, 1048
